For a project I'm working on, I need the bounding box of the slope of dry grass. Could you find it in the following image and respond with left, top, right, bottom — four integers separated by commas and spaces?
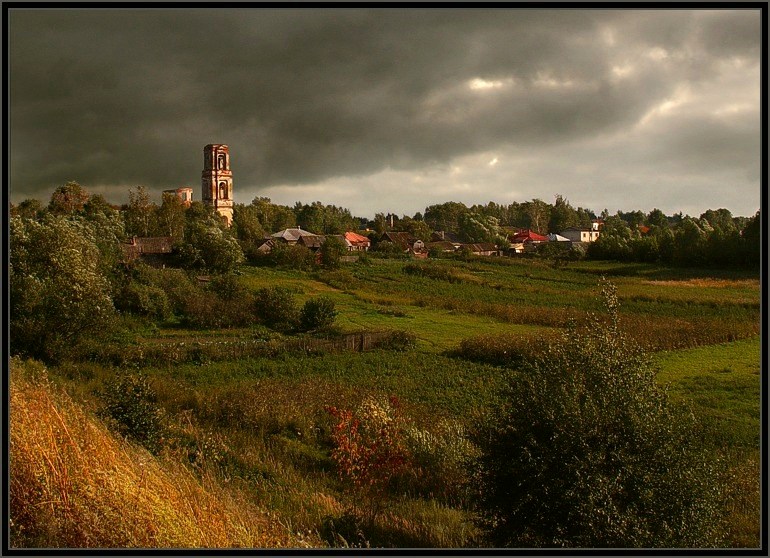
9, 357, 318, 549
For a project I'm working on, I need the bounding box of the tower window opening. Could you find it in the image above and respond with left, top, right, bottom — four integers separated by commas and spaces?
219, 182, 228, 199
218, 154, 226, 170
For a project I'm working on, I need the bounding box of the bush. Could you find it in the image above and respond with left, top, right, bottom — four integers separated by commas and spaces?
471, 280, 725, 548
300, 296, 338, 332
453, 333, 546, 367
326, 395, 411, 521
404, 419, 478, 505
320, 236, 346, 270
269, 242, 316, 270
116, 282, 172, 321
99, 371, 166, 454
254, 286, 300, 332
371, 330, 417, 351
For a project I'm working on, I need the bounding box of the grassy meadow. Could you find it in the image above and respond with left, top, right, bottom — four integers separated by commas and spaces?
11, 255, 762, 548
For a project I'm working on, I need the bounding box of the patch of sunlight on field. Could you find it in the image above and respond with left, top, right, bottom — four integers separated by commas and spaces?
654, 336, 760, 381
642, 278, 759, 289
653, 336, 760, 449
332, 294, 552, 352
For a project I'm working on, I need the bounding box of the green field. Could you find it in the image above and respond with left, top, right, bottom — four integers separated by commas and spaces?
40, 256, 762, 547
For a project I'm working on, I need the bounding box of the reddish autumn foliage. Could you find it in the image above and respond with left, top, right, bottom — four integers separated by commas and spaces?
326, 396, 410, 496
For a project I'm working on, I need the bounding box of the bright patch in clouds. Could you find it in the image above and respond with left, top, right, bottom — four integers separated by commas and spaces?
488, 157, 499, 166
468, 77, 513, 90
647, 47, 669, 60
637, 86, 691, 127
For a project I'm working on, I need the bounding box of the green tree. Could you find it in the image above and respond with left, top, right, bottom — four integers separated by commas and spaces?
10, 215, 116, 362
587, 216, 633, 260
397, 215, 433, 242
232, 203, 267, 259
548, 194, 579, 233
175, 202, 244, 272
155, 192, 187, 241
472, 281, 724, 548
249, 197, 296, 233
458, 212, 502, 243
124, 185, 157, 238
320, 235, 346, 269
738, 210, 760, 268
673, 217, 707, 265
523, 198, 550, 234
700, 208, 735, 233
647, 208, 669, 229
268, 241, 316, 270
12, 198, 45, 219
424, 201, 468, 233
99, 371, 166, 454
373, 212, 390, 234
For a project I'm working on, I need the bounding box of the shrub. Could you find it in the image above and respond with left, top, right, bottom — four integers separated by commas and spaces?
471, 280, 725, 548
453, 333, 546, 367
373, 240, 406, 258
269, 242, 316, 270
300, 296, 338, 332
135, 265, 198, 316
371, 330, 417, 351
98, 371, 166, 454
254, 286, 300, 332
326, 395, 411, 521
116, 282, 172, 321
404, 419, 479, 505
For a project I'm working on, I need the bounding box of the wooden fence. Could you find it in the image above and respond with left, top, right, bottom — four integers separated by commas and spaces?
94, 330, 410, 367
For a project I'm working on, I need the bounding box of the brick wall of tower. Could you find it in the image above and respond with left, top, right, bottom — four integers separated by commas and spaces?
201, 144, 234, 226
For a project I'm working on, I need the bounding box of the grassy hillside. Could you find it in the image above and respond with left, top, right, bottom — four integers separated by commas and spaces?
9, 358, 318, 549
11, 256, 761, 548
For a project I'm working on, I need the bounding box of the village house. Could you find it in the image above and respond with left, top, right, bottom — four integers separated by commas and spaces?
509, 229, 549, 253
121, 236, 174, 264
430, 231, 463, 249
344, 231, 371, 251
466, 242, 500, 256
270, 227, 318, 245
380, 231, 426, 255
560, 227, 600, 243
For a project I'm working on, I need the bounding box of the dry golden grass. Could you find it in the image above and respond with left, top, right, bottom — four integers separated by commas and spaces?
9, 358, 318, 549
641, 278, 759, 289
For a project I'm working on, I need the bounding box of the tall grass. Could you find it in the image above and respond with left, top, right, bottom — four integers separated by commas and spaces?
9, 358, 316, 549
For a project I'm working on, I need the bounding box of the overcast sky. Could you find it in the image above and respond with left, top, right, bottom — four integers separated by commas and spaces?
8, 8, 762, 219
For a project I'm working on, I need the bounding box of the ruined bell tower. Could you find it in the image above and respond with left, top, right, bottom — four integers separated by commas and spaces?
201, 144, 234, 226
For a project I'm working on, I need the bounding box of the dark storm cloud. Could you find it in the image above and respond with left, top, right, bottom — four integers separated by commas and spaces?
8, 8, 761, 215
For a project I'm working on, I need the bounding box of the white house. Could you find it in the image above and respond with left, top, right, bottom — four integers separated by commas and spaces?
560, 227, 600, 242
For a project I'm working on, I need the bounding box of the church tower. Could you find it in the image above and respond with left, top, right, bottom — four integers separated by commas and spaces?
201, 144, 234, 226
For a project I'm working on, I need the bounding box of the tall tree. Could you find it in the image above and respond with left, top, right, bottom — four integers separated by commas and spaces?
12, 198, 45, 219
155, 192, 187, 241
424, 201, 468, 233
48, 181, 91, 215
647, 208, 669, 229
523, 199, 551, 234
10, 215, 116, 361
548, 194, 579, 233
124, 186, 156, 238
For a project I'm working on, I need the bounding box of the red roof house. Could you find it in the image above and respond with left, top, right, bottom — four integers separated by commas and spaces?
344, 231, 371, 251
509, 229, 549, 243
